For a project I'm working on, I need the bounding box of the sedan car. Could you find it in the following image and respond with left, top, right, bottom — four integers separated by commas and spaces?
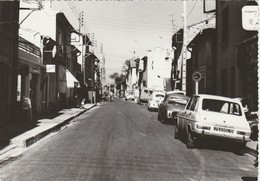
125, 90, 134, 101
175, 94, 251, 154
158, 93, 189, 124
147, 91, 165, 111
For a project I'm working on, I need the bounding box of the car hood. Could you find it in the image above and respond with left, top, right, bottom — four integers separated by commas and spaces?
200, 111, 251, 131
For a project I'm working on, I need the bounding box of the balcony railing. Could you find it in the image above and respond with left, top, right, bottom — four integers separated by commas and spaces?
18, 36, 41, 57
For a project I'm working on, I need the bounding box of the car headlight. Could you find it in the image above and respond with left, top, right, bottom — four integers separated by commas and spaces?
196, 123, 211, 130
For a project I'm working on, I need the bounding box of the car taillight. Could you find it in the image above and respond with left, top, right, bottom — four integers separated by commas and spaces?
196, 124, 211, 130
237, 131, 250, 136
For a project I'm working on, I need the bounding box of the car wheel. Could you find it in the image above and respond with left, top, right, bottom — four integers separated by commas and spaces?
236, 143, 246, 155
157, 112, 162, 121
174, 125, 179, 139
186, 128, 195, 149
161, 115, 165, 124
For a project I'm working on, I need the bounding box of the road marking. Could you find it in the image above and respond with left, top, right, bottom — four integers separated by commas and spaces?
139, 132, 147, 137
191, 149, 206, 181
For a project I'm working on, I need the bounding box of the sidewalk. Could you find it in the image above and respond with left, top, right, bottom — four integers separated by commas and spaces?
0, 103, 96, 162
246, 140, 258, 157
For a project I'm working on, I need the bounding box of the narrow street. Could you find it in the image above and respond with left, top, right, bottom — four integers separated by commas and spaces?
0, 98, 257, 181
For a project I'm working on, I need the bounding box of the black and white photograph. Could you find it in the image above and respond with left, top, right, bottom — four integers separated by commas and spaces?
0, 0, 259, 180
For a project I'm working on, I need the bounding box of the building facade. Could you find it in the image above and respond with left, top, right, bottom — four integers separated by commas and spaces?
216, 0, 258, 111
0, 1, 19, 125
186, 28, 217, 96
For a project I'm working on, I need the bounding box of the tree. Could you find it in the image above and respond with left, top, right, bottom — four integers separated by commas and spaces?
109, 72, 119, 79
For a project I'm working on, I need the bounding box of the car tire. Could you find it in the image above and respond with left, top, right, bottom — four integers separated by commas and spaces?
174, 125, 179, 139
161, 115, 165, 124
186, 129, 195, 149
157, 112, 162, 121
236, 143, 246, 155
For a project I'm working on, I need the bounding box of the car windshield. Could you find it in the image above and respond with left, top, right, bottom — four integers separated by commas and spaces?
202, 99, 242, 116
168, 97, 188, 105
155, 94, 165, 98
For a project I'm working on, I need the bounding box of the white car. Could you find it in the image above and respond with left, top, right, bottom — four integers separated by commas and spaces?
148, 92, 165, 111
175, 94, 251, 154
166, 90, 185, 95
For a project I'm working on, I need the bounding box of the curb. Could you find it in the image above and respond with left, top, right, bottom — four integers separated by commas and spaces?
246, 146, 258, 157
0, 104, 97, 162
23, 104, 96, 148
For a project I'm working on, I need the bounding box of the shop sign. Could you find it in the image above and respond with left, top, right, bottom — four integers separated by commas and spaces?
46, 64, 55, 73
242, 5, 259, 31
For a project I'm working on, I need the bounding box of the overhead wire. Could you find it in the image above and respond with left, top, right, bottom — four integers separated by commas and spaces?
187, 0, 199, 18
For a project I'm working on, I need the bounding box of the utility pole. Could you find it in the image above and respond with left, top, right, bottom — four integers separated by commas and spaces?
182, 0, 187, 93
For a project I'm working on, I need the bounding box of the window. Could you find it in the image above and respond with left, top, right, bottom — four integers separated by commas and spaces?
156, 94, 165, 98
168, 96, 188, 105
186, 97, 193, 110
17, 75, 21, 101
202, 99, 242, 116
189, 97, 198, 111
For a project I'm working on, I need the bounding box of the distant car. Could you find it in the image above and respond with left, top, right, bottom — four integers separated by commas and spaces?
139, 88, 155, 103
125, 90, 134, 101
175, 94, 251, 154
158, 93, 189, 124
148, 92, 165, 111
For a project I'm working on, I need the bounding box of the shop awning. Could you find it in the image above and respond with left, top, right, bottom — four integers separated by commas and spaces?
66, 69, 80, 88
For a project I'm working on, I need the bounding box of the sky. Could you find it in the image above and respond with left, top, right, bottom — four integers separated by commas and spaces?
50, 0, 215, 79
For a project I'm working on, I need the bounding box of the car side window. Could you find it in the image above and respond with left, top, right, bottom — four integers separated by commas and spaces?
185, 97, 193, 110
189, 97, 198, 111
162, 95, 168, 103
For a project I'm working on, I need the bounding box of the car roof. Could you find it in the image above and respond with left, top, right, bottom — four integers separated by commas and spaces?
166, 90, 185, 95
195, 94, 241, 103
168, 93, 189, 99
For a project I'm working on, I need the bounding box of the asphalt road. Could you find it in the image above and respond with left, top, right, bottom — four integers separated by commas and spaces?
0, 98, 258, 181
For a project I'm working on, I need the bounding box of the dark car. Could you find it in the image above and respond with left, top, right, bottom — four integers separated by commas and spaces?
158, 93, 189, 124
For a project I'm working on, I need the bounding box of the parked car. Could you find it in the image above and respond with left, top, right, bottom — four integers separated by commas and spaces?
125, 90, 134, 101
166, 90, 185, 95
158, 93, 189, 124
234, 97, 258, 141
175, 94, 251, 154
148, 91, 165, 111
139, 88, 155, 103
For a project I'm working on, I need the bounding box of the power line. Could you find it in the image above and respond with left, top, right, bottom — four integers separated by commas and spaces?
188, 0, 199, 18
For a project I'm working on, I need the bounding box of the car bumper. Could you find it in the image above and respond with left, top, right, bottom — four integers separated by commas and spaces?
191, 129, 251, 143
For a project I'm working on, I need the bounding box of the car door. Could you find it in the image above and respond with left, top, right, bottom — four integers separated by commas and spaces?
159, 95, 167, 118
179, 96, 193, 131
184, 96, 199, 131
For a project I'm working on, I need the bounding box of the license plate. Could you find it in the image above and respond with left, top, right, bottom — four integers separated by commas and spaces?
214, 127, 234, 134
